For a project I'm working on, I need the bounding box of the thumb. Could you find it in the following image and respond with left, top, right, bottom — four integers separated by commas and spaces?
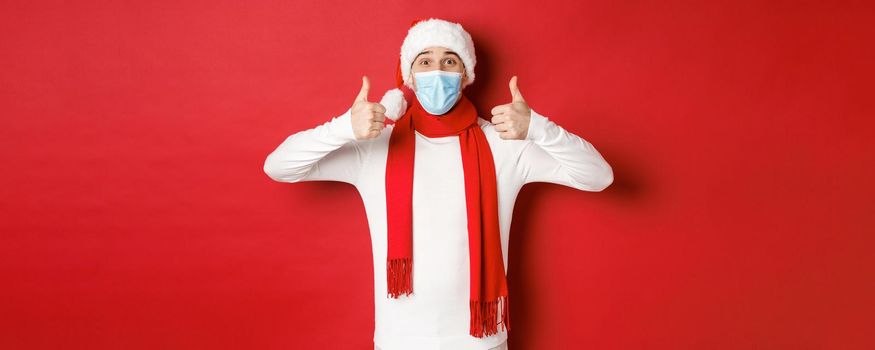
356, 76, 370, 102
509, 75, 525, 103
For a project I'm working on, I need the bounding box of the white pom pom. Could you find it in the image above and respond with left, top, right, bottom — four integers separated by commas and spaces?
379, 88, 408, 121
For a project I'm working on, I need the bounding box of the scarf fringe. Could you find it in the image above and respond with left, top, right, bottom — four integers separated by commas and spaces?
387, 257, 413, 298
469, 294, 510, 338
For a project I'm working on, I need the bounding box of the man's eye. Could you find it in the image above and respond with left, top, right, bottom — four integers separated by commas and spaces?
419, 60, 429, 65
445, 59, 456, 64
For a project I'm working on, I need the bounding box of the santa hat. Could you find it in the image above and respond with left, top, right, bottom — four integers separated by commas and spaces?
380, 18, 477, 121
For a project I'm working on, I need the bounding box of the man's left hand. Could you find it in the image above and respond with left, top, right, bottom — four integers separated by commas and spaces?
490, 75, 532, 140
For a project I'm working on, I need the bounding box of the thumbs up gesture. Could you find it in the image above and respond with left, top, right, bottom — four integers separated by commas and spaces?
490, 76, 532, 140
351, 76, 388, 140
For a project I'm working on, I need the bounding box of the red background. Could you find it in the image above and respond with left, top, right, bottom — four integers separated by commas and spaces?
2, 1, 873, 349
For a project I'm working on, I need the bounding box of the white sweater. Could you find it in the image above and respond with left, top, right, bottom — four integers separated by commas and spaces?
263, 106, 613, 350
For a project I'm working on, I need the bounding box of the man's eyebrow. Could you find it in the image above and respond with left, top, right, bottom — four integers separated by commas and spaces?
414, 50, 462, 61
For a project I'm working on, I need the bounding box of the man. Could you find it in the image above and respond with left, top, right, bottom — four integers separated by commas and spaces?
263, 18, 613, 350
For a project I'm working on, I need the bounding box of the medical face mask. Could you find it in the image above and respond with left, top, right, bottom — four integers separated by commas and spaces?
412, 70, 462, 115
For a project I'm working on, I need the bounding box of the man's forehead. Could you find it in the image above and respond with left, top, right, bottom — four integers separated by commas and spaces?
415, 48, 460, 59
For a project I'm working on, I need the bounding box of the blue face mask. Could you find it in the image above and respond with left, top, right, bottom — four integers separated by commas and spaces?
413, 70, 462, 115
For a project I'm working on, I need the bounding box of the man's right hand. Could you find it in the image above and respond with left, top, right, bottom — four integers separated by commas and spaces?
350, 76, 387, 140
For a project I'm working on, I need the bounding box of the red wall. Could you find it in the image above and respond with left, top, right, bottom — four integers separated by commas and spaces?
2, 1, 873, 349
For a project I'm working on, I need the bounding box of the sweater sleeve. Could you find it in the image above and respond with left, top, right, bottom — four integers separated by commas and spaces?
263, 107, 367, 186
515, 108, 614, 191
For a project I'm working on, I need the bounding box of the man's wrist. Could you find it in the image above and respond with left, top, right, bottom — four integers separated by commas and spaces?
526, 108, 548, 142
330, 107, 358, 142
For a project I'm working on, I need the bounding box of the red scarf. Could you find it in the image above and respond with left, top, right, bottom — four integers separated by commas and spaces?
385, 92, 511, 338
